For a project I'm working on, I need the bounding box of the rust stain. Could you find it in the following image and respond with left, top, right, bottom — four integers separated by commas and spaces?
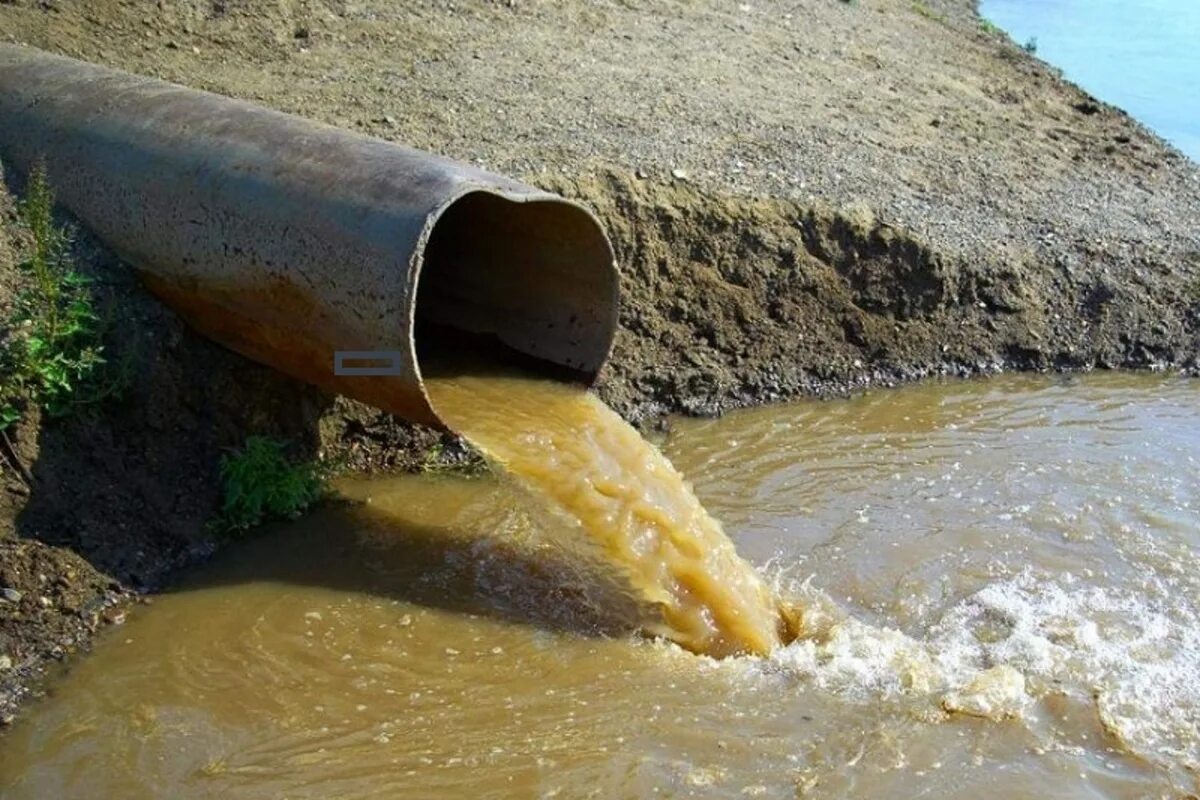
139, 271, 441, 428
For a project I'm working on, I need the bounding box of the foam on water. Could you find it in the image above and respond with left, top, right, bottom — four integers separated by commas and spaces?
935, 570, 1200, 768
740, 568, 1200, 772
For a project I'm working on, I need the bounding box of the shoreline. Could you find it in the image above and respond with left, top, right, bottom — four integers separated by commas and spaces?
2, 0, 1198, 723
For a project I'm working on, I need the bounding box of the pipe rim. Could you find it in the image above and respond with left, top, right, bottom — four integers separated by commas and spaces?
408, 186, 620, 428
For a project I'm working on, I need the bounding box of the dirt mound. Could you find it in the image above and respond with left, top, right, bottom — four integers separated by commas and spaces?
553, 171, 1199, 421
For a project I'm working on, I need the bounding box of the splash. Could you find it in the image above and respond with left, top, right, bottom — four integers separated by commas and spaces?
933, 570, 1200, 768
756, 569, 1200, 770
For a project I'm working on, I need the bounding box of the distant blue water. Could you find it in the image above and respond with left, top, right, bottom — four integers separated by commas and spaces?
981, 0, 1200, 160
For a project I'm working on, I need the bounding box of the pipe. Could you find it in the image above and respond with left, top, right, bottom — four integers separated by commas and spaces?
0, 45, 619, 428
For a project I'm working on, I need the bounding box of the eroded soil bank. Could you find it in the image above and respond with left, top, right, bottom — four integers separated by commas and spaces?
1, 0, 1199, 722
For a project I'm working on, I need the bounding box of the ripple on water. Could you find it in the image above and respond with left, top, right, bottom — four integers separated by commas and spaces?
1, 374, 1198, 798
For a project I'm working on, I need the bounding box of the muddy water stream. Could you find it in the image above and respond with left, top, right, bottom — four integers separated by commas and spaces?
423, 366, 785, 657
2, 374, 1198, 798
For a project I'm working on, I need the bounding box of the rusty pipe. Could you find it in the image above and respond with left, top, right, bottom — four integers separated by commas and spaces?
0, 45, 619, 428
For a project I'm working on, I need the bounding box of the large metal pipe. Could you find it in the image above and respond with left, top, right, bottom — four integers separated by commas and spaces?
0, 45, 619, 428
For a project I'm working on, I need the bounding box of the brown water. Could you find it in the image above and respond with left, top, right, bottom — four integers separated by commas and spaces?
423, 368, 785, 657
2, 374, 1198, 798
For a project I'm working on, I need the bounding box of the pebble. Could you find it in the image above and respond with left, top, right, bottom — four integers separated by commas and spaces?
0, 588, 21, 604
0, 655, 11, 671
670, 168, 689, 180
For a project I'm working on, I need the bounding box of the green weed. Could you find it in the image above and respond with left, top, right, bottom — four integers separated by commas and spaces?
417, 436, 487, 475
910, 1, 945, 23
1, 165, 118, 430
418, 440, 447, 472
979, 18, 1003, 35
213, 436, 325, 534
1023, 36, 1039, 53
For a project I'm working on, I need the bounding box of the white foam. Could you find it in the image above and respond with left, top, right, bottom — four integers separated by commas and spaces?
934, 570, 1200, 768
752, 569, 1200, 770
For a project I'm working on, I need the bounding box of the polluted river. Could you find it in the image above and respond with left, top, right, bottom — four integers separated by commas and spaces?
1, 371, 1198, 798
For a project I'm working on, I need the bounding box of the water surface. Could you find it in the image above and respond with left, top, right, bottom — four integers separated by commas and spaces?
982, 0, 1200, 159
1, 374, 1197, 798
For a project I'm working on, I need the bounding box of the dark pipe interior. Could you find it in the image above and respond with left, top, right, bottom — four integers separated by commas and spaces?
414, 191, 616, 381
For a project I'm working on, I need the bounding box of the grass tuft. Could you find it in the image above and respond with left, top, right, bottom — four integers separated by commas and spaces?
979, 18, 1002, 35
213, 437, 325, 534
1, 165, 121, 431
910, 1, 945, 24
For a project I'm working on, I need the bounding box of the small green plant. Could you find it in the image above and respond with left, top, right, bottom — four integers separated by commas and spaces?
1023, 36, 1038, 53
1, 165, 114, 430
910, 1, 945, 23
213, 436, 324, 534
418, 440, 447, 472
416, 436, 487, 475
979, 18, 1002, 35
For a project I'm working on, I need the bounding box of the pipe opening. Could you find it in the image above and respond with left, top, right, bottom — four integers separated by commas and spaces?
414, 191, 618, 386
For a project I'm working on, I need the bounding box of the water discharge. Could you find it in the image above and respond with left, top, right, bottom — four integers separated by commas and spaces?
422, 365, 788, 657
2, 374, 1198, 797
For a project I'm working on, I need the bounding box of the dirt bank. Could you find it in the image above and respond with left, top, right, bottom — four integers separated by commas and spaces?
1, 0, 1198, 722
